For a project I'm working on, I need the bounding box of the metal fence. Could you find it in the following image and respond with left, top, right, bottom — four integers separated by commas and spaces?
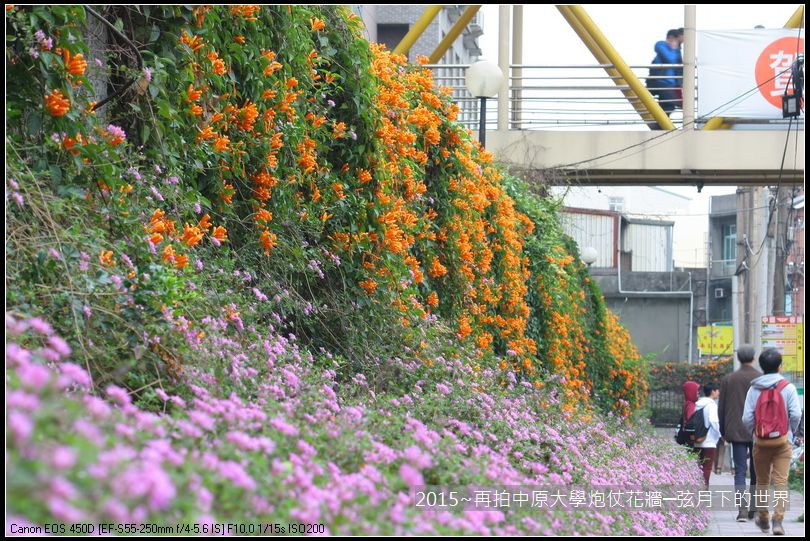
426, 63, 804, 131
428, 63, 685, 131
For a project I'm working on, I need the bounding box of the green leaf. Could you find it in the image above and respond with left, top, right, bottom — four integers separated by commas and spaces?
25, 113, 43, 136
49, 165, 62, 185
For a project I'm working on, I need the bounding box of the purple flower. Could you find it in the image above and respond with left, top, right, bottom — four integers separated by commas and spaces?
58, 362, 91, 388
106, 385, 132, 408
194, 202, 202, 214
8, 411, 33, 444
399, 463, 424, 489
27, 317, 54, 336
82, 305, 93, 319
47, 335, 72, 358
143, 66, 152, 82
48, 248, 62, 260
6, 343, 32, 366
270, 417, 298, 437
18, 363, 52, 391
150, 185, 164, 202
51, 446, 78, 470
107, 124, 126, 141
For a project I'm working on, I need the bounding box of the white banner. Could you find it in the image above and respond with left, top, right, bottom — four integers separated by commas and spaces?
697, 29, 804, 119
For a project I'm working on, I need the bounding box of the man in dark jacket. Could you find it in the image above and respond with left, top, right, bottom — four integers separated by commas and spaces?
719, 344, 760, 522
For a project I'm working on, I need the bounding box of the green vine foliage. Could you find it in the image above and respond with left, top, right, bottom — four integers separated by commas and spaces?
6, 5, 646, 414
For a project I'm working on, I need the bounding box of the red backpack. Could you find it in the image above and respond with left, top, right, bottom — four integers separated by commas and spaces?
754, 379, 790, 443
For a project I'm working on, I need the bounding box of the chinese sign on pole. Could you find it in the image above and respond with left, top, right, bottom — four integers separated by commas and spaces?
697, 325, 734, 356
761, 316, 804, 372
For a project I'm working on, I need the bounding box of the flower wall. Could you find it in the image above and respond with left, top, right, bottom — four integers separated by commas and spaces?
6, 5, 676, 533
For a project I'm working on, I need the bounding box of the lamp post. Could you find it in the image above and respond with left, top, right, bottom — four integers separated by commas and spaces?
581, 246, 598, 268
465, 60, 505, 148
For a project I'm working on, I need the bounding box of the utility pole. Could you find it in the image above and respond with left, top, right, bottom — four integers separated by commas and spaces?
772, 187, 792, 315
736, 186, 774, 356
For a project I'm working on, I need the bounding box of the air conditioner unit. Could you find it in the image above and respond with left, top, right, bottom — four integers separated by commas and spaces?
714, 288, 725, 299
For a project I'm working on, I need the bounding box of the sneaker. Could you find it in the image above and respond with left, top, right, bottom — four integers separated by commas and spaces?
736, 507, 748, 522
755, 514, 770, 532
748, 507, 756, 520
772, 519, 785, 535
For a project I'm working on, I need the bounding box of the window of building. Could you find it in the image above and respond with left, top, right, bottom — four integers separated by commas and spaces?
722, 223, 736, 261
608, 197, 624, 213
376, 24, 410, 59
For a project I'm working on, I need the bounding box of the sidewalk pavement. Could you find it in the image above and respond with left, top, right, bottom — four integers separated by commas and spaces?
703, 471, 805, 537
653, 428, 805, 536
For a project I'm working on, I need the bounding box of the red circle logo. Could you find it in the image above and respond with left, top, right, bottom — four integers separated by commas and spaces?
755, 36, 804, 109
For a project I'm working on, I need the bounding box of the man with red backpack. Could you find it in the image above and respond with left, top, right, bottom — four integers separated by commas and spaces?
742, 348, 803, 535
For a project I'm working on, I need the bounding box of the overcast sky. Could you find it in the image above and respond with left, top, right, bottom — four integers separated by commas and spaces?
479, 4, 801, 66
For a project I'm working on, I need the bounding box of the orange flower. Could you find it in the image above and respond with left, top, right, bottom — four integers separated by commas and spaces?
162, 244, 176, 264
149, 233, 164, 245
44, 89, 70, 117
64, 51, 87, 76
62, 134, 82, 155
180, 31, 204, 52
213, 136, 230, 152
255, 209, 273, 223
259, 229, 277, 254
358, 169, 372, 184
427, 291, 439, 307
99, 250, 115, 267
234, 35, 245, 45
221, 183, 235, 205
457, 316, 472, 339
186, 84, 202, 102
198, 214, 212, 231
285, 77, 299, 89
211, 225, 228, 242
264, 61, 282, 76
427, 257, 447, 279
181, 224, 204, 247
359, 279, 377, 295
310, 17, 325, 32
207, 51, 226, 75
197, 125, 216, 141
229, 5, 261, 20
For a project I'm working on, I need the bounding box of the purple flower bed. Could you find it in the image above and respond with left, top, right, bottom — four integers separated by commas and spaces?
6, 313, 709, 535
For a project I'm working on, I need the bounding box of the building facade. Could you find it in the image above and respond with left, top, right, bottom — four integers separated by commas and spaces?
359, 5, 482, 64
560, 206, 705, 362
707, 193, 737, 325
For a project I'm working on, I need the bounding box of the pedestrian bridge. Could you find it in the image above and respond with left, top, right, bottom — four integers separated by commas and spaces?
431, 62, 804, 187
416, 5, 804, 187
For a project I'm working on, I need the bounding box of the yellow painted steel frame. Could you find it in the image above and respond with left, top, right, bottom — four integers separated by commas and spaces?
393, 6, 443, 56
704, 5, 804, 130
557, 6, 660, 130
786, 5, 805, 29
561, 5, 675, 130
428, 6, 481, 64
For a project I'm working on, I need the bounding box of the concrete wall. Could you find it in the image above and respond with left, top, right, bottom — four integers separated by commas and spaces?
594, 270, 704, 362
606, 296, 691, 362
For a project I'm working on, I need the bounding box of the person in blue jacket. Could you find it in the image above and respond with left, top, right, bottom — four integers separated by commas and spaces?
647, 28, 684, 129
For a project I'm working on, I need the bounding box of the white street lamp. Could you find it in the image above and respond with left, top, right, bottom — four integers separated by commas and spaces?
465, 60, 505, 148
581, 246, 598, 267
